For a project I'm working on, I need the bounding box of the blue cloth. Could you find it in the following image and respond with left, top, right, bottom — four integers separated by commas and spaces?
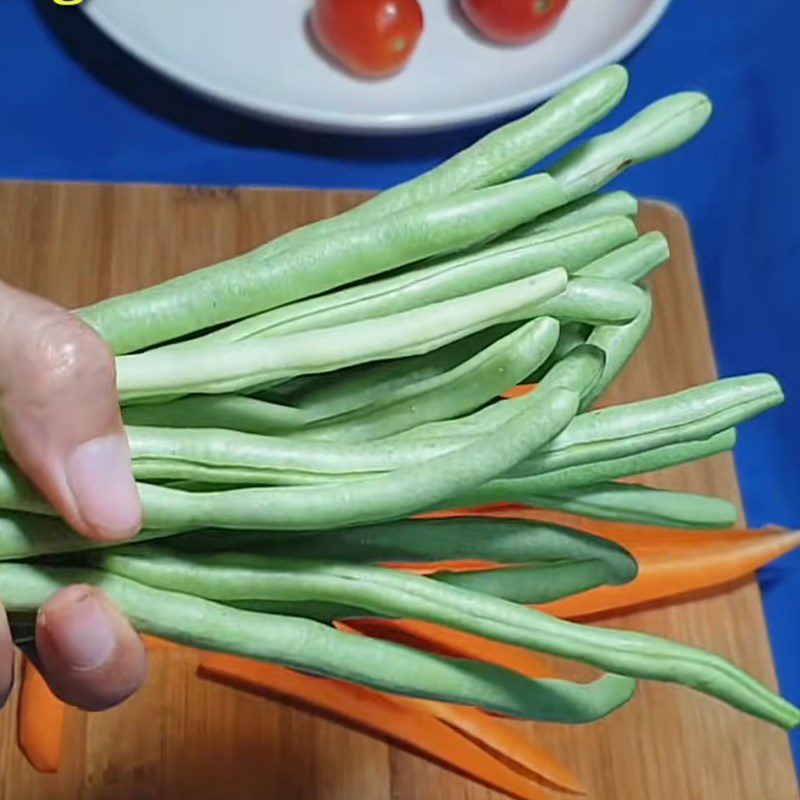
3, 0, 799, 762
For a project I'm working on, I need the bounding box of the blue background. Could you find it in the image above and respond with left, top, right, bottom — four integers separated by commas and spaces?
2, 0, 799, 765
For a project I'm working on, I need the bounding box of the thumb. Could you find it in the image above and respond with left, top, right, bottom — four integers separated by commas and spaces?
0, 282, 141, 541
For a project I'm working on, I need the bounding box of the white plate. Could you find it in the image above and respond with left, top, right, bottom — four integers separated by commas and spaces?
83, 0, 671, 134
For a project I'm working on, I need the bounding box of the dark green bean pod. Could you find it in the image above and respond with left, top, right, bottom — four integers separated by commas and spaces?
179, 517, 636, 579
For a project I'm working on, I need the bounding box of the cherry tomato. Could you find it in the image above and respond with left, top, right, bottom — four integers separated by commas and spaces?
311, 0, 424, 79
458, 0, 570, 45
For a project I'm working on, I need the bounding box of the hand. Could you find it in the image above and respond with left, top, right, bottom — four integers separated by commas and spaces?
0, 281, 147, 711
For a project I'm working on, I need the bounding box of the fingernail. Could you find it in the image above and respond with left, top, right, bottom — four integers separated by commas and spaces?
66, 434, 142, 540
39, 588, 116, 671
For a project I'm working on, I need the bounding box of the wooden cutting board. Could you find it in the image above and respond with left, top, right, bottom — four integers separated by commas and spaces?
0, 182, 796, 800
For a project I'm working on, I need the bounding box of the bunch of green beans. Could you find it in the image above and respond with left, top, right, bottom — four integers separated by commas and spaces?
0, 65, 796, 735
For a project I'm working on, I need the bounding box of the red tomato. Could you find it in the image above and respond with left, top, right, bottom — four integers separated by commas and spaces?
311, 0, 424, 79
458, 0, 570, 45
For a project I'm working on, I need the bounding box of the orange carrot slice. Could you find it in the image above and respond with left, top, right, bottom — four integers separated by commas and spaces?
17, 659, 65, 774
197, 653, 567, 800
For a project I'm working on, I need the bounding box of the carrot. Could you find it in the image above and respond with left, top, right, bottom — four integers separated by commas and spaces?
389, 559, 503, 574
197, 654, 564, 800
501, 384, 536, 399
441, 505, 800, 619
17, 658, 66, 774
142, 634, 181, 652
406, 698, 584, 794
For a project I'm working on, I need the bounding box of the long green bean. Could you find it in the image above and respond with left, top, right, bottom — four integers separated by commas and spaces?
346, 65, 629, 222
224, 560, 616, 622
441, 428, 737, 509
183, 216, 636, 348
517, 483, 738, 529
80, 175, 565, 355
92, 550, 799, 728
202, 517, 636, 577
127, 424, 468, 487
390, 344, 607, 445
116, 270, 567, 400
510, 191, 639, 238
0, 511, 181, 562
296, 317, 559, 442
510, 374, 783, 477
0, 563, 635, 723
285, 328, 507, 420
517, 278, 644, 326
577, 232, 669, 282
134, 383, 578, 530
123, 394, 316, 435
549, 93, 713, 201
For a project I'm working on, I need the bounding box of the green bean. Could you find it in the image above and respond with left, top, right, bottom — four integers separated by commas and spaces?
133, 383, 578, 530
127, 421, 471, 487
123, 394, 315, 435
80, 175, 566, 355
286, 327, 507, 421
549, 93, 713, 201
507, 191, 639, 238
120, 562, 621, 616
390, 343, 606, 445
582, 289, 654, 409
228, 599, 361, 623
115, 270, 568, 400
0, 511, 183, 562
539, 344, 607, 398
347, 65, 630, 222
296, 317, 560, 442
183, 216, 636, 348
197, 517, 636, 577
441, 428, 737, 509
92, 550, 799, 728
433, 562, 622, 603
226, 559, 610, 623
0, 563, 635, 723
510, 374, 784, 478
518, 483, 738, 529
577, 233, 669, 282
519, 278, 644, 326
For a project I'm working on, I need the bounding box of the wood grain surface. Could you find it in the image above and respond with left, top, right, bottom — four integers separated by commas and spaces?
0, 182, 796, 800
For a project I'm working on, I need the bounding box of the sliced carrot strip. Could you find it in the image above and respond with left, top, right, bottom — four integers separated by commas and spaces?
502, 384, 537, 399
17, 659, 65, 774
142, 634, 181, 652
408, 699, 584, 795
387, 559, 506, 574
197, 654, 557, 800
